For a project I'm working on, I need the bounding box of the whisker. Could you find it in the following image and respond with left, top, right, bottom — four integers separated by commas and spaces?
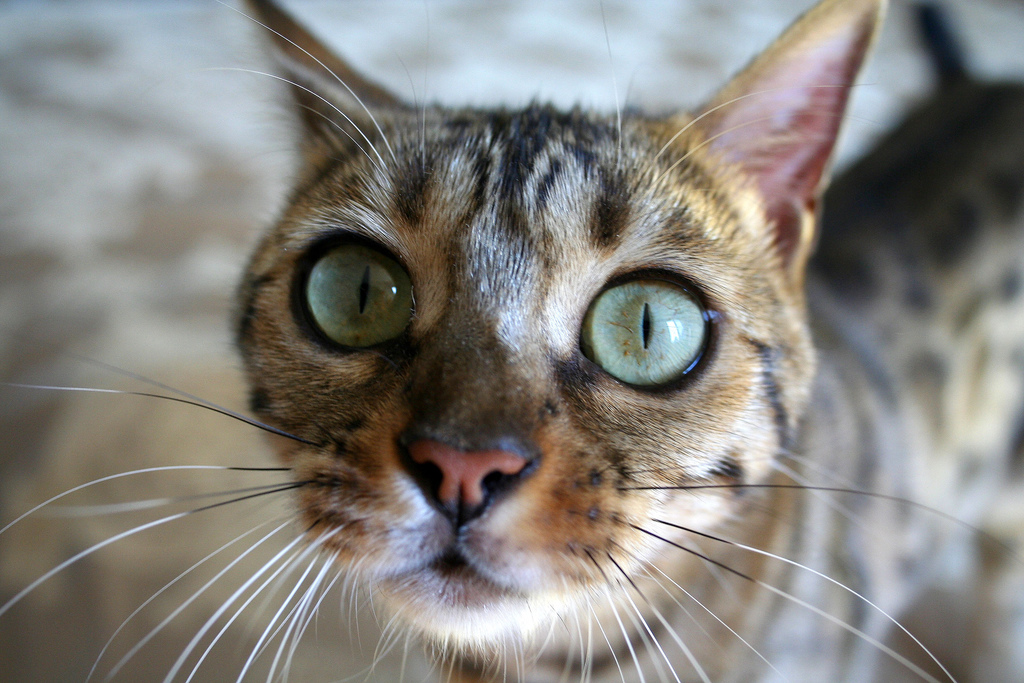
420, 0, 430, 169
647, 83, 862, 168
606, 552, 690, 683
219, 0, 397, 163
85, 518, 286, 683
0, 483, 303, 620
282, 557, 341, 679
262, 538, 341, 683
245, 550, 349, 680
160, 530, 312, 683
1, 465, 287, 537
189, 538, 324, 683
599, 0, 622, 163
646, 520, 955, 683
601, 585, 646, 683
44, 482, 301, 518
187, 538, 328, 683
625, 482, 1020, 563
586, 600, 626, 683
650, 113, 789, 187
101, 520, 295, 681
643, 564, 782, 679
3, 381, 316, 445
203, 67, 386, 175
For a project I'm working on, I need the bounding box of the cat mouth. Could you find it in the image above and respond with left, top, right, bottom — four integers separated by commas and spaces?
423, 547, 514, 603
379, 544, 521, 615
372, 543, 540, 644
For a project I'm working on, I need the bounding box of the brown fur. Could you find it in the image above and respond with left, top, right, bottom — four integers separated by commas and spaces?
236, 0, 890, 679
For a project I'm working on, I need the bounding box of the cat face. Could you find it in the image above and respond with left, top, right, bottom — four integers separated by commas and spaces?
236, 0, 881, 655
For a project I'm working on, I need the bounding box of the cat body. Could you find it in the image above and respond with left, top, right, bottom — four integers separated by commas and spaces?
1, 1, 1023, 682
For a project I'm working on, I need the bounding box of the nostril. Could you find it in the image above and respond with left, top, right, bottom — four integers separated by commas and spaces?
481, 470, 505, 498
404, 439, 532, 520
410, 457, 445, 503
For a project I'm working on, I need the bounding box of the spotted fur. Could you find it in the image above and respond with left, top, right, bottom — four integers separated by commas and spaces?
234, 0, 1024, 680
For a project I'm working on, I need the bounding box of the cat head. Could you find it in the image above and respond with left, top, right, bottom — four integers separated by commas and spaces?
236, 0, 883, 656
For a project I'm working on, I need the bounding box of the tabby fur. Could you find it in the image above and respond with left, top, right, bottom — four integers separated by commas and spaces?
3, 0, 1023, 681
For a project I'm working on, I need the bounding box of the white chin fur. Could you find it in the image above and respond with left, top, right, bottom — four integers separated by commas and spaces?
375, 570, 566, 649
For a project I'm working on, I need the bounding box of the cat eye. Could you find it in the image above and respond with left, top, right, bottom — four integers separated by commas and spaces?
581, 279, 708, 386
303, 242, 413, 348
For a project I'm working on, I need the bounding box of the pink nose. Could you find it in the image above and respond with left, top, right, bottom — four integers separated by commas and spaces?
406, 440, 529, 508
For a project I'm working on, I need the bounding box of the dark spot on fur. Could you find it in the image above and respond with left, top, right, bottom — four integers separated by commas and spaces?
248, 387, 270, 415
746, 338, 790, 451
536, 158, 562, 207
542, 399, 559, 417
569, 143, 597, 170
1010, 401, 1024, 474
470, 150, 492, 218
496, 106, 553, 200
345, 417, 364, 432
393, 156, 430, 226
236, 274, 272, 347
589, 469, 603, 487
587, 506, 600, 521
554, 355, 600, 397
711, 456, 744, 482
591, 169, 630, 248
332, 435, 348, 456
819, 253, 878, 303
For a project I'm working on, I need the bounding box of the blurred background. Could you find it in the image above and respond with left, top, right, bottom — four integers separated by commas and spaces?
1, 1, 1023, 681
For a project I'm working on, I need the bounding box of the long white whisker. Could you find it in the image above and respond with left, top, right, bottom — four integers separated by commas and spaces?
648, 83, 855, 167
420, 0, 430, 168
0, 465, 286, 537
47, 482, 300, 518
760, 581, 947, 683
205, 67, 385, 174
86, 518, 285, 683
185, 540, 316, 683
9, 353, 316, 445
599, 0, 622, 162
283, 559, 343, 679
651, 113, 781, 187
645, 564, 783, 679
650, 520, 954, 683
160, 530, 307, 683
605, 554, 683, 683
1, 493, 292, 620
586, 599, 627, 683
218, 0, 397, 163
603, 586, 646, 683
725, 533, 954, 682
235, 531, 338, 682
263, 539, 339, 683
99, 521, 293, 681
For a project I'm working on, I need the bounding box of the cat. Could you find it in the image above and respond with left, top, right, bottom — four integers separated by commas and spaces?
1, 0, 1023, 682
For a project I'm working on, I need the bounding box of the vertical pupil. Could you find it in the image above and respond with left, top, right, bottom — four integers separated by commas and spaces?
358, 265, 371, 314
641, 302, 652, 349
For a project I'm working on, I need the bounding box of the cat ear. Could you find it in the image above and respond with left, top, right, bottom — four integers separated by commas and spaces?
242, 0, 406, 162
691, 0, 885, 281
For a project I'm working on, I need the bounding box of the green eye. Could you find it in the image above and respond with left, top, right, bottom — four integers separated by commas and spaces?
304, 243, 413, 347
581, 279, 707, 386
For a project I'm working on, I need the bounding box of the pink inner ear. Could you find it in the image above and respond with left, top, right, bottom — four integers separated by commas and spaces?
696, 11, 877, 267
